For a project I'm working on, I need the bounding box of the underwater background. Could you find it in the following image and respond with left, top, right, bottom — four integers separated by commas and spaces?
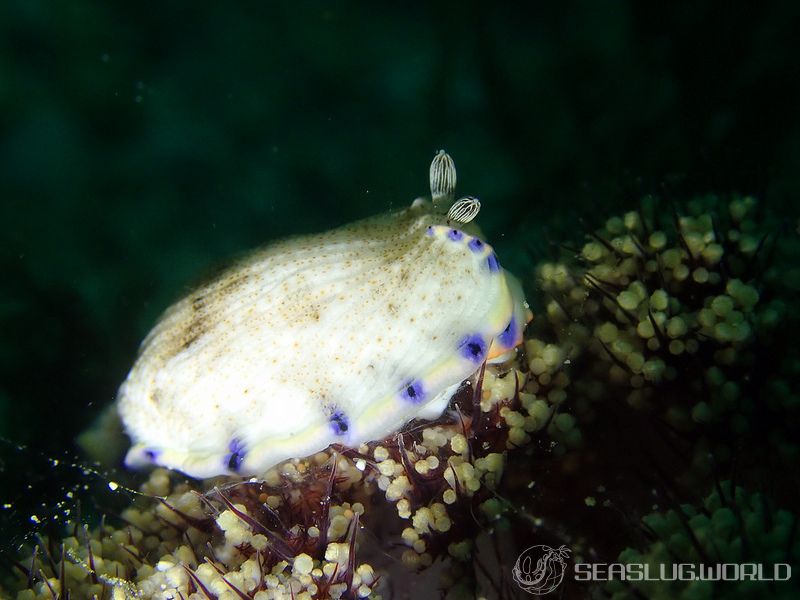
1, 1, 800, 598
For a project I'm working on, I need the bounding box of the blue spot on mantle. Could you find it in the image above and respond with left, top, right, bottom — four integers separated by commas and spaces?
400, 380, 426, 404
468, 238, 484, 252
459, 334, 487, 362
448, 229, 464, 241
498, 315, 517, 348
329, 411, 349, 436
487, 252, 500, 272
226, 438, 246, 472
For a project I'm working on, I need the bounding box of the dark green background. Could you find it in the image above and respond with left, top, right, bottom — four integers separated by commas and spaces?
0, 0, 798, 498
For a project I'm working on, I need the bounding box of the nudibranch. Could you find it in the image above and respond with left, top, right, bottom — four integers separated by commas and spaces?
117, 151, 531, 478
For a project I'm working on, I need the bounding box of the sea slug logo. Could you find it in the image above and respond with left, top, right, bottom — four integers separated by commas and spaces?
512, 544, 571, 595
512, 542, 792, 595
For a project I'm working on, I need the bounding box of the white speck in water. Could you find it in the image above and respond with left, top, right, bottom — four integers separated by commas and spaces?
108, 481, 119, 491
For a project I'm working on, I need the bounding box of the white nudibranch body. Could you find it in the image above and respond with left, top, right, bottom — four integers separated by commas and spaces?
117, 151, 531, 478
